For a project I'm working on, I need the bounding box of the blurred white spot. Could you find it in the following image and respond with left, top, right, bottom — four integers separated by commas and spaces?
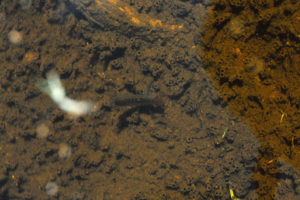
45, 181, 58, 196
8, 30, 22, 44
38, 70, 96, 117
19, 0, 32, 9
36, 123, 49, 139
58, 143, 72, 160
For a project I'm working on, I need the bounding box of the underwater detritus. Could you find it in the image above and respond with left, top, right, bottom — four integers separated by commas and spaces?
69, 0, 183, 33
112, 93, 164, 108
38, 70, 96, 117
112, 92, 165, 132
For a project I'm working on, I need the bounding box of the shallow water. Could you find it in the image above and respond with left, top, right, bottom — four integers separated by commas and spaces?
0, 0, 299, 199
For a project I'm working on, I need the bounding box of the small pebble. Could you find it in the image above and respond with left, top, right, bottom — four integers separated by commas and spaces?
58, 143, 72, 160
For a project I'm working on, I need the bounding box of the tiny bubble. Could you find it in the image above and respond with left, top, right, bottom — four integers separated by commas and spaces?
45, 181, 58, 196
8, 30, 22, 44
36, 123, 49, 139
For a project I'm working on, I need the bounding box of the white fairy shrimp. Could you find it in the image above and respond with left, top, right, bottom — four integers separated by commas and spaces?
38, 70, 95, 117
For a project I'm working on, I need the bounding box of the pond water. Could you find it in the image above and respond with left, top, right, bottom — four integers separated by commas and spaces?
0, 0, 299, 199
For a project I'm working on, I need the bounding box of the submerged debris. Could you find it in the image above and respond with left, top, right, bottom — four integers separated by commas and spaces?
112, 93, 164, 108
38, 70, 96, 117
